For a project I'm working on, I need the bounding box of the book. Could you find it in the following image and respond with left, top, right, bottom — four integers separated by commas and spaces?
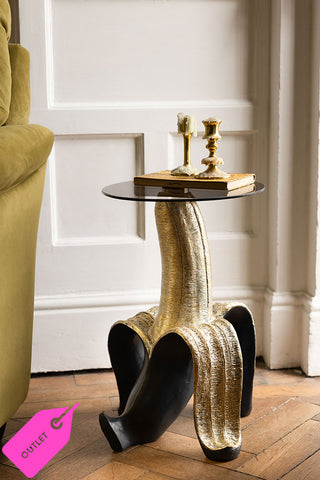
134, 170, 255, 191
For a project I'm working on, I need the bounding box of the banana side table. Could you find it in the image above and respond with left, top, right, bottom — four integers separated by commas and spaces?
100, 181, 264, 462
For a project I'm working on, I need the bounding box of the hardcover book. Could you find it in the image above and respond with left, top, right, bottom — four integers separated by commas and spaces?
134, 170, 255, 191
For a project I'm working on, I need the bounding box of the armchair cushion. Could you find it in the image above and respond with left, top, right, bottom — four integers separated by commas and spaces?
0, 124, 54, 193
0, 0, 11, 125
6, 44, 30, 125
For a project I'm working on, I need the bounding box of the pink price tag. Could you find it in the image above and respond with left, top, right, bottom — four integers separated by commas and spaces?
2, 403, 79, 478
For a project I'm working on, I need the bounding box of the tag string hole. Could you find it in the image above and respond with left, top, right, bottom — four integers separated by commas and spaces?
51, 418, 63, 430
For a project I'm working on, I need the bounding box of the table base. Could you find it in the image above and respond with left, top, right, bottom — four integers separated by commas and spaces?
99, 201, 255, 462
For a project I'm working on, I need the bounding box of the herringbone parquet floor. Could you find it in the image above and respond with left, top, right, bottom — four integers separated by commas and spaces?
1, 359, 319, 480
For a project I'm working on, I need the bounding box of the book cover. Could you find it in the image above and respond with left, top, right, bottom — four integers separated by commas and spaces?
134, 171, 255, 191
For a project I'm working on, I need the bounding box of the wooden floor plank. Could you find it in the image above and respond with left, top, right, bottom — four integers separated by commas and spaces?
312, 412, 320, 421
241, 399, 320, 453
240, 396, 289, 428
1, 419, 26, 441
24, 382, 118, 404
109, 396, 120, 412
167, 414, 197, 439
253, 383, 320, 399
253, 372, 268, 385
238, 420, 320, 480
12, 395, 113, 419
41, 414, 103, 469
0, 464, 26, 479
74, 371, 115, 386
79, 460, 146, 480
149, 431, 253, 469
35, 437, 114, 480
170, 396, 291, 432
1, 363, 319, 480
281, 450, 320, 480
138, 473, 180, 480
117, 445, 261, 480
298, 395, 320, 406
1, 415, 104, 470
258, 367, 308, 385
180, 402, 194, 419
28, 374, 76, 390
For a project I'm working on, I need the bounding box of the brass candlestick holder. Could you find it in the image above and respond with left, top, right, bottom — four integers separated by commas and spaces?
196, 118, 230, 179
171, 113, 199, 176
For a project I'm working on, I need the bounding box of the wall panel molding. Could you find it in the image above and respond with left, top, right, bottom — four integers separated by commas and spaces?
49, 133, 145, 246
19, 0, 271, 373
30, 103, 256, 137
47, 0, 253, 105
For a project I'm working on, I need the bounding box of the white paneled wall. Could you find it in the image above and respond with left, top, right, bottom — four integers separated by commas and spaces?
51, 0, 251, 104
53, 135, 143, 244
18, 0, 319, 375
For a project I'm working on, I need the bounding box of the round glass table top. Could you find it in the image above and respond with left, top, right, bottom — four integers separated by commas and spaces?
102, 181, 265, 202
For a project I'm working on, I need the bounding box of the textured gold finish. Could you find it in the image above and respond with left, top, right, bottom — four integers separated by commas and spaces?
115, 201, 250, 456
171, 113, 199, 176
196, 118, 230, 179
151, 202, 213, 341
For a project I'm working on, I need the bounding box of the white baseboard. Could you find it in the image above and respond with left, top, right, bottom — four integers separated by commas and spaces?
31, 304, 155, 373
263, 289, 303, 369
32, 287, 265, 372
33, 287, 320, 375
263, 289, 320, 375
301, 294, 320, 376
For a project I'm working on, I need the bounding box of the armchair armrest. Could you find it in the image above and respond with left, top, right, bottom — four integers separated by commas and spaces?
6, 44, 30, 125
0, 124, 54, 193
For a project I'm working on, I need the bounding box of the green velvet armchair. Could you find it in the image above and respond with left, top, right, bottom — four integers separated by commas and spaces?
0, 0, 54, 440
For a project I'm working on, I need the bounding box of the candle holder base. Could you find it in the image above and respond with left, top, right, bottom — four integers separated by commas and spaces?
171, 164, 199, 176
196, 161, 230, 179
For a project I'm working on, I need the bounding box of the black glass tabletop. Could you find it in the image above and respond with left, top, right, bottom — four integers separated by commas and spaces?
102, 181, 265, 202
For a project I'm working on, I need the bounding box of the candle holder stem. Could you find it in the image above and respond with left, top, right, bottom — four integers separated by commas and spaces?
171, 113, 199, 176
196, 118, 230, 179
183, 133, 191, 168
